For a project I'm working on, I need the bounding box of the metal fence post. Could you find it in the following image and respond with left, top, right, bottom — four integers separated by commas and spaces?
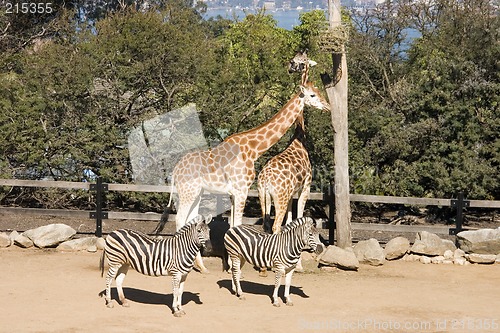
323, 184, 336, 245
450, 191, 469, 235
90, 177, 108, 237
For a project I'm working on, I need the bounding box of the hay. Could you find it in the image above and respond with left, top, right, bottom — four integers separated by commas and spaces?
318, 24, 350, 53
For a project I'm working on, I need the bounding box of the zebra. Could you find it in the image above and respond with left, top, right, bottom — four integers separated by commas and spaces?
223, 216, 323, 307
99, 214, 212, 317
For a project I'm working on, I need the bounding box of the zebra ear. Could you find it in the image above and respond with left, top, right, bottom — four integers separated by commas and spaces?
204, 214, 213, 225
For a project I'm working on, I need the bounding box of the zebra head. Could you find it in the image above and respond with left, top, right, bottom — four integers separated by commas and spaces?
194, 214, 212, 251
301, 217, 324, 255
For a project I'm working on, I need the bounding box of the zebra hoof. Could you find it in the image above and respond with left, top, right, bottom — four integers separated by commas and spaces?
258, 270, 268, 278
121, 300, 130, 307
238, 295, 246, 301
286, 301, 294, 306
173, 311, 183, 317
106, 302, 114, 308
273, 302, 281, 307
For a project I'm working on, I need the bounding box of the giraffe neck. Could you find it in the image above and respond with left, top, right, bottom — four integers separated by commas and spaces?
226, 93, 304, 161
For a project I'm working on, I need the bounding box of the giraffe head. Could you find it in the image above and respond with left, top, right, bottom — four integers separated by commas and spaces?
288, 50, 318, 85
300, 81, 330, 112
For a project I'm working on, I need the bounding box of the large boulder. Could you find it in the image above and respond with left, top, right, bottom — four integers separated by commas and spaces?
384, 237, 410, 260
467, 253, 496, 264
410, 231, 450, 256
456, 228, 500, 254
14, 234, 34, 248
0, 232, 11, 247
57, 237, 97, 252
23, 224, 76, 248
353, 238, 385, 266
318, 245, 359, 270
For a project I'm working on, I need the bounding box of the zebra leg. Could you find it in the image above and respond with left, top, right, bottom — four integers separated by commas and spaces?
176, 274, 188, 316
284, 268, 295, 306
171, 273, 185, 317
231, 256, 245, 300
115, 264, 130, 307
272, 268, 285, 307
104, 265, 119, 308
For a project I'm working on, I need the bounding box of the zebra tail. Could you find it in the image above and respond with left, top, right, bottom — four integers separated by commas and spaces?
99, 250, 105, 278
222, 247, 230, 272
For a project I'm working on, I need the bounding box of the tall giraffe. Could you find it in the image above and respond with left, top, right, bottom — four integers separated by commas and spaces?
258, 50, 318, 234
157, 78, 330, 273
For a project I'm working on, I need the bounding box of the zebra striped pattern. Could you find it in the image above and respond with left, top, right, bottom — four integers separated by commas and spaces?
100, 214, 211, 317
224, 217, 322, 307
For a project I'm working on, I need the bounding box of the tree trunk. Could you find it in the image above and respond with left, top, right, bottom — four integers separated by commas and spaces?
324, 0, 352, 248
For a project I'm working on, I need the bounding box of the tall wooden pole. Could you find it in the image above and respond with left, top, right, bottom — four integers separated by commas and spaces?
324, 0, 352, 248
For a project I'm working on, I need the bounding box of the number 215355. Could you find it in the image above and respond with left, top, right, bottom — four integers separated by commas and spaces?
4, 2, 54, 14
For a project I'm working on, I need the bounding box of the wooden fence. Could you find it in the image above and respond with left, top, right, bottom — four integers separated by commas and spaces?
1, 178, 499, 241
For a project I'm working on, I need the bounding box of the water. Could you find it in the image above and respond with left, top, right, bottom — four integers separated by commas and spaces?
204, 8, 317, 30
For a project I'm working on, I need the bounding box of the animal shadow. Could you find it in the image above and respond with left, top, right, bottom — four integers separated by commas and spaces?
217, 279, 309, 304
98, 287, 202, 312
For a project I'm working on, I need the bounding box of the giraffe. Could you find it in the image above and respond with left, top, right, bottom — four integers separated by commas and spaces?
257, 112, 312, 235
157, 79, 330, 273
258, 50, 318, 234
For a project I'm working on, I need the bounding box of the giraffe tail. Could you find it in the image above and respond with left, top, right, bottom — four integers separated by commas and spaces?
152, 178, 175, 235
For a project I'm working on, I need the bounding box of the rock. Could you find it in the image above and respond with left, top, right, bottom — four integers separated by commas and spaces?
420, 256, 431, 264
96, 237, 106, 250
453, 257, 467, 265
431, 256, 445, 264
456, 228, 500, 254
496, 254, 500, 264
410, 231, 448, 256
87, 245, 98, 253
9, 230, 19, 243
23, 224, 76, 248
442, 239, 457, 252
14, 234, 34, 248
57, 237, 97, 252
353, 238, 385, 266
384, 237, 410, 260
318, 245, 359, 270
442, 260, 453, 265
443, 250, 454, 260
468, 253, 496, 264
0, 232, 11, 247
453, 248, 466, 259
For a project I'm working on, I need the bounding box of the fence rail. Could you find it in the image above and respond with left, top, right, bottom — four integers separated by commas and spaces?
1, 178, 499, 240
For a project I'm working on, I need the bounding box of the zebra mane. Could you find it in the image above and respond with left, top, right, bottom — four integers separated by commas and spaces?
174, 220, 200, 237
279, 217, 313, 233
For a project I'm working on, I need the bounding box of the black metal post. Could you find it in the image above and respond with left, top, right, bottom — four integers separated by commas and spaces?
450, 191, 469, 235
90, 177, 108, 237
324, 184, 336, 245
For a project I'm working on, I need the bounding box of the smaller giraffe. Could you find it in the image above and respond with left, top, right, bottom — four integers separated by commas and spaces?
257, 113, 311, 234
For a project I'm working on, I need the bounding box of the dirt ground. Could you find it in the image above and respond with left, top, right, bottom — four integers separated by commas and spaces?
1, 246, 499, 333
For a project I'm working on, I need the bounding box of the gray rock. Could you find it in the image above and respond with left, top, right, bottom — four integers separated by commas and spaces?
23, 224, 76, 248
453, 248, 466, 259
96, 237, 106, 250
410, 231, 448, 256
431, 256, 445, 264
57, 237, 97, 252
319, 245, 359, 270
87, 245, 98, 253
453, 257, 467, 265
384, 237, 410, 260
443, 250, 454, 260
9, 230, 19, 242
496, 254, 500, 264
14, 234, 34, 248
420, 256, 431, 264
0, 232, 11, 247
442, 239, 457, 252
468, 253, 496, 264
456, 228, 500, 254
353, 238, 385, 266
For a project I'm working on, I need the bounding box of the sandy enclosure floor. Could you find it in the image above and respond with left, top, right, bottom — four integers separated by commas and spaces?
1, 247, 499, 333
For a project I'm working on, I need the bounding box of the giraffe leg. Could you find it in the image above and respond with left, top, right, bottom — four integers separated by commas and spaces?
272, 195, 288, 234
115, 264, 130, 307
295, 185, 310, 272
284, 268, 295, 306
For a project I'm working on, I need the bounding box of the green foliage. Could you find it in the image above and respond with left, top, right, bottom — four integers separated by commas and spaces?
0, 0, 498, 211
